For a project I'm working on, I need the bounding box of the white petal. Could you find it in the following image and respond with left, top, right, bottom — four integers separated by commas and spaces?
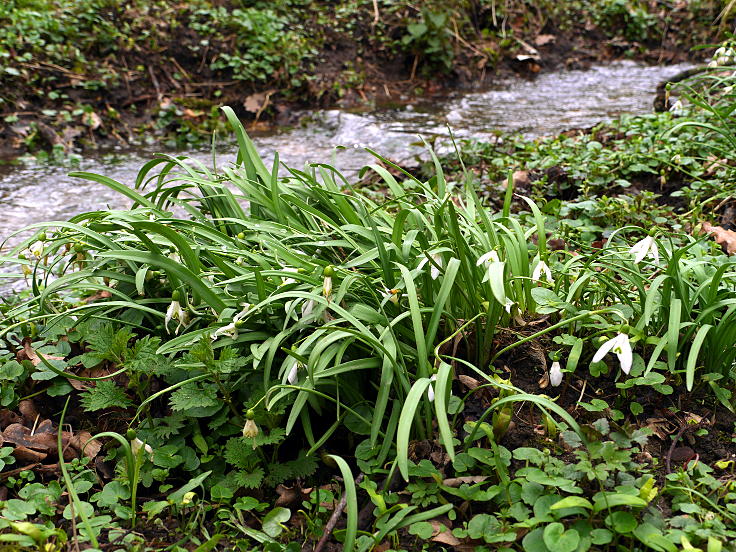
430, 264, 440, 280
301, 299, 315, 319
427, 384, 435, 402
287, 362, 299, 384
323, 276, 333, 298
631, 237, 652, 263
477, 251, 499, 266
650, 241, 659, 264
549, 361, 563, 387
592, 337, 617, 364
615, 336, 633, 375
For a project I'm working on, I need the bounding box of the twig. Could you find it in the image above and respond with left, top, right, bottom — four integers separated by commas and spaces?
666, 420, 708, 473
372, 0, 380, 25
314, 473, 364, 552
148, 65, 162, 101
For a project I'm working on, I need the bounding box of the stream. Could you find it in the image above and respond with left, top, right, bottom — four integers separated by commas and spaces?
0, 61, 692, 239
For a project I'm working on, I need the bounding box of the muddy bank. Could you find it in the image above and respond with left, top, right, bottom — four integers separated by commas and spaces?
0, 1, 721, 159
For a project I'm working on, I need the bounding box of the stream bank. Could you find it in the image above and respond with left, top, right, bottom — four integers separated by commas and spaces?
0, 0, 720, 160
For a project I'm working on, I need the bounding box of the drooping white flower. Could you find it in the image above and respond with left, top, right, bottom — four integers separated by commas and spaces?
549, 361, 563, 387
280, 267, 299, 286
629, 235, 659, 264
531, 260, 553, 283
418, 253, 443, 280
503, 299, 515, 314
242, 419, 259, 439
287, 360, 301, 384
29, 241, 44, 259
592, 333, 633, 375
165, 300, 188, 334
426, 374, 437, 402
381, 286, 400, 305
477, 250, 504, 284
669, 99, 686, 116
212, 303, 251, 341
323, 276, 333, 299
131, 438, 153, 460
301, 299, 316, 320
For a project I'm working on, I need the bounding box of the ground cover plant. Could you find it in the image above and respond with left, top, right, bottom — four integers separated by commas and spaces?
3, 52, 736, 551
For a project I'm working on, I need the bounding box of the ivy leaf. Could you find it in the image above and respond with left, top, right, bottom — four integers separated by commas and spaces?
80, 380, 132, 412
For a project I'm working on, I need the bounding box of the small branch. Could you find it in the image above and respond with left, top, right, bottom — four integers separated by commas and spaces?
314, 473, 364, 552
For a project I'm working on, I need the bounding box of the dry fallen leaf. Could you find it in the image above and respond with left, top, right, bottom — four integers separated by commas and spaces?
702, 222, 736, 254
441, 476, 488, 487
534, 34, 556, 46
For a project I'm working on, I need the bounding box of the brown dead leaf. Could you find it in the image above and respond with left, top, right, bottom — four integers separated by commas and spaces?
80, 289, 112, 303
441, 476, 488, 487
702, 222, 736, 254
69, 431, 102, 460
12, 446, 47, 463
432, 531, 462, 547
274, 484, 301, 507
243, 89, 277, 114
534, 34, 556, 46
18, 400, 39, 425
18, 338, 65, 367
457, 375, 480, 390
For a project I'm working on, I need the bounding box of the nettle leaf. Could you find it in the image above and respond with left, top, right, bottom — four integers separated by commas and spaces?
83, 323, 133, 365
212, 347, 248, 374
265, 451, 318, 487
234, 468, 265, 489
125, 336, 164, 372
149, 413, 187, 440
225, 437, 259, 470
80, 380, 132, 412
169, 382, 219, 411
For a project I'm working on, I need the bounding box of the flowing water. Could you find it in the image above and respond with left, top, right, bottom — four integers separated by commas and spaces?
0, 61, 692, 239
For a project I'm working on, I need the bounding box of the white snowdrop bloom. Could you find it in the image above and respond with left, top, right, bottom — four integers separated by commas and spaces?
669, 99, 686, 116
381, 286, 400, 305
426, 374, 437, 402
549, 361, 563, 387
29, 241, 44, 259
531, 260, 553, 283
592, 333, 633, 375
286, 360, 304, 384
281, 267, 299, 286
212, 303, 251, 341
301, 299, 316, 320
629, 235, 659, 264
165, 300, 188, 334
477, 250, 504, 284
242, 419, 259, 439
418, 253, 443, 280
131, 438, 153, 460
323, 276, 333, 299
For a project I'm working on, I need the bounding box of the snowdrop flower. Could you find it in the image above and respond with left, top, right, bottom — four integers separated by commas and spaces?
131, 438, 153, 461
549, 361, 563, 387
323, 275, 333, 299
301, 298, 316, 320
669, 99, 685, 116
477, 250, 504, 283
418, 252, 443, 280
322, 265, 334, 300
242, 419, 259, 439
29, 241, 44, 259
629, 235, 659, 264
287, 359, 303, 384
165, 299, 188, 334
280, 267, 299, 286
531, 260, 553, 283
503, 299, 515, 314
212, 303, 251, 341
426, 374, 437, 402
381, 286, 400, 305
592, 333, 633, 375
